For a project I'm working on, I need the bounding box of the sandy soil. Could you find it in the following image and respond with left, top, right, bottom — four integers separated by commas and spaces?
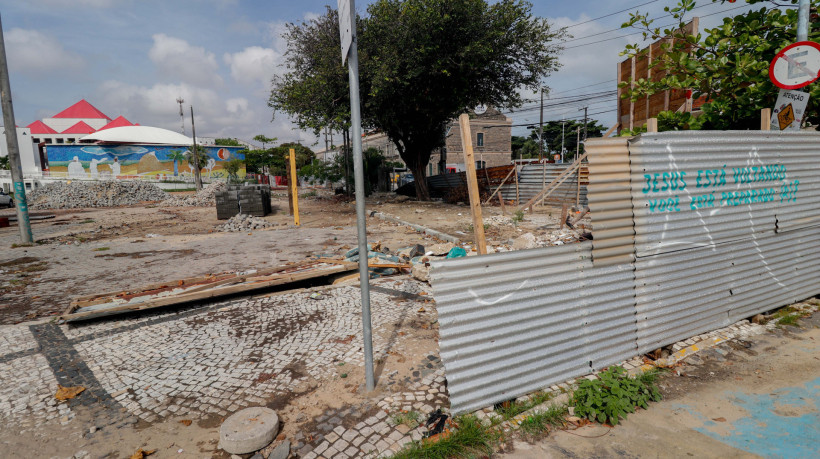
0, 190, 584, 324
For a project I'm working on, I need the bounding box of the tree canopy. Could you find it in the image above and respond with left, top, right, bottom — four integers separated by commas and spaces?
270, 0, 564, 199
620, 0, 820, 131
214, 138, 243, 147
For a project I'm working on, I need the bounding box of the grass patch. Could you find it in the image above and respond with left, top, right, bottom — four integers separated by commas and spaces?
493, 391, 553, 421
300, 190, 318, 198
391, 410, 422, 429
777, 313, 802, 327
512, 209, 525, 224
572, 366, 661, 426
770, 306, 809, 327
393, 415, 502, 459
518, 403, 567, 440
93, 247, 110, 252
10, 243, 34, 248
80, 218, 95, 224
167, 188, 198, 193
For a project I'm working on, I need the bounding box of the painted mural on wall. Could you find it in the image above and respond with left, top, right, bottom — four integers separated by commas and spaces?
45, 144, 245, 180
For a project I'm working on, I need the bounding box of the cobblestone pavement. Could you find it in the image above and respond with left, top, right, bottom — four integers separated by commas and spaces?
0, 276, 451, 458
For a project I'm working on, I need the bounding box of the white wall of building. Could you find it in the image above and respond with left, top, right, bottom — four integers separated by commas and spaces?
0, 127, 41, 174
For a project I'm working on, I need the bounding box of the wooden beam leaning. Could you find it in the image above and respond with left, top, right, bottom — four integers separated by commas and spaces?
483, 166, 516, 205
761, 108, 771, 131
458, 114, 487, 255
518, 152, 588, 213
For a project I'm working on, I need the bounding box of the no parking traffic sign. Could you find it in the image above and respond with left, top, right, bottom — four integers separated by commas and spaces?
769, 41, 820, 90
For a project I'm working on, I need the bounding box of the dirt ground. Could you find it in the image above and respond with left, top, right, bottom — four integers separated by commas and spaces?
0, 189, 586, 324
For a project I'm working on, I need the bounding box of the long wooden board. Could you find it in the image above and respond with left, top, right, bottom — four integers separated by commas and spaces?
61, 260, 357, 322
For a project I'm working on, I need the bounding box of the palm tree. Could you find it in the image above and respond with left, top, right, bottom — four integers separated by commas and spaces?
167, 150, 186, 176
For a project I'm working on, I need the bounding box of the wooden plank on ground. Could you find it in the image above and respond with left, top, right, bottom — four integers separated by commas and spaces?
62, 260, 357, 322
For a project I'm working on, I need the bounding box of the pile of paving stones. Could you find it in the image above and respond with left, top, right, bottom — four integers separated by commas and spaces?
28, 181, 169, 209
160, 181, 227, 207
218, 213, 274, 232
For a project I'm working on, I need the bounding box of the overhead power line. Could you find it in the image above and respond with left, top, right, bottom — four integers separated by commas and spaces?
565, 0, 660, 29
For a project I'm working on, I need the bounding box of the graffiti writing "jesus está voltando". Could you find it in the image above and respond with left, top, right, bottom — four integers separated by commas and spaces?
641, 163, 799, 213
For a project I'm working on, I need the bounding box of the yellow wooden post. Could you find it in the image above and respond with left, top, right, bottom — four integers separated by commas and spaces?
289, 148, 300, 226
761, 108, 771, 131
457, 114, 487, 255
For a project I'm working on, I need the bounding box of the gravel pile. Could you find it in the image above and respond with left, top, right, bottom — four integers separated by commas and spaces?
218, 213, 274, 232
160, 181, 227, 207
28, 181, 169, 209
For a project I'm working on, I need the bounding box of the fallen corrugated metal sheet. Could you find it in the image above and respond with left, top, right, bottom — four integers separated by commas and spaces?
430, 243, 637, 414
431, 130, 820, 415
500, 163, 588, 206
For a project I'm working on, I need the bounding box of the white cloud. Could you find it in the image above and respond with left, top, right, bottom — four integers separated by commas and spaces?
148, 34, 223, 87
5, 28, 85, 77
26, 0, 122, 7
226, 97, 248, 114
223, 46, 282, 88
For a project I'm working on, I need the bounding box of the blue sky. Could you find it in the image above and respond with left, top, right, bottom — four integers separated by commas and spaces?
0, 0, 777, 147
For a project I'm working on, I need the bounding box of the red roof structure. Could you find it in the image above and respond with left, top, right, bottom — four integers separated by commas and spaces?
26, 120, 58, 134
98, 115, 133, 131
52, 99, 110, 120
61, 121, 97, 134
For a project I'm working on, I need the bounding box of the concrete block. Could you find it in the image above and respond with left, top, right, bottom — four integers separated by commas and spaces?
219, 407, 279, 454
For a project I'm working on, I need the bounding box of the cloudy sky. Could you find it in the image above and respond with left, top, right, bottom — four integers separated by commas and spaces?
1, 0, 777, 148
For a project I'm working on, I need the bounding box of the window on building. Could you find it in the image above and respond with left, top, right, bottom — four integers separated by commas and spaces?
56, 138, 64, 144
475, 160, 486, 170
44, 138, 52, 144
32, 138, 40, 143
476, 133, 484, 147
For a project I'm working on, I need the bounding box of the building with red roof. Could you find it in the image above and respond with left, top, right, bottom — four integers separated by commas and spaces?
61, 121, 97, 134
98, 115, 134, 131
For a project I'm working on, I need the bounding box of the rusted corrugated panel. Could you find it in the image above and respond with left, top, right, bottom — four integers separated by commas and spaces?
500, 163, 588, 206
430, 242, 638, 414
585, 137, 635, 266
630, 131, 820, 352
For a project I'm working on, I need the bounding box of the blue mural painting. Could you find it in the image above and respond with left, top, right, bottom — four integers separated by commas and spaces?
45, 144, 245, 179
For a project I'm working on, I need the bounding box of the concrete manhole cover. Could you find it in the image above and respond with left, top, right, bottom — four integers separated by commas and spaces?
219, 407, 280, 454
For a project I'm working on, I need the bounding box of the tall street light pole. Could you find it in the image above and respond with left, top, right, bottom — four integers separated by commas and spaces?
0, 14, 32, 243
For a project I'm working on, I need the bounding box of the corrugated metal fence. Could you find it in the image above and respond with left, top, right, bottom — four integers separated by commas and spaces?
499, 163, 589, 206
431, 131, 820, 414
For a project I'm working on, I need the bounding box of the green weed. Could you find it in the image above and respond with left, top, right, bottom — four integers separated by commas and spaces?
493, 391, 553, 421
93, 247, 110, 252
571, 366, 661, 426
393, 415, 502, 459
512, 209, 525, 224
518, 403, 567, 439
390, 410, 421, 429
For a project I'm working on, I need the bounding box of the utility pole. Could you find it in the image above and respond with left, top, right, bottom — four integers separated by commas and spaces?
538, 87, 544, 161
797, 0, 809, 41
579, 106, 588, 141
575, 126, 580, 159
189, 106, 202, 190
176, 97, 186, 135
0, 14, 32, 244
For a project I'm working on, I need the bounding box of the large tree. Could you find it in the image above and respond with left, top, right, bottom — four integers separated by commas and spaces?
270, 0, 564, 200
621, 0, 820, 131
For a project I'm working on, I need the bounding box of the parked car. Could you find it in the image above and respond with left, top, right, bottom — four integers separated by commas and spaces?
0, 190, 14, 208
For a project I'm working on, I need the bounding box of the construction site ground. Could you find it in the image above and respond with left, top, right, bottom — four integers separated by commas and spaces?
0, 189, 817, 458
0, 190, 582, 325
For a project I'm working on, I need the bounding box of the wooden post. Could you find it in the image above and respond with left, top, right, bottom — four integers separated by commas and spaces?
458, 114, 487, 255
288, 148, 300, 226
560, 203, 568, 229
497, 193, 506, 215
576, 166, 581, 209
761, 108, 771, 131
647, 118, 658, 133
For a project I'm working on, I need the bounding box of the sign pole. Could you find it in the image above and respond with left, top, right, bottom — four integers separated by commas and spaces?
0, 14, 32, 244
338, 0, 374, 392
288, 148, 300, 226
798, 0, 810, 42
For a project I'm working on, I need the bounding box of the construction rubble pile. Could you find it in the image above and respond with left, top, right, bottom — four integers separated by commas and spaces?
218, 213, 274, 232
27, 181, 169, 209
160, 181, 227, 207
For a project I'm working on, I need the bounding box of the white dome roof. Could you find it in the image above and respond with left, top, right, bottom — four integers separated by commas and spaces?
80, 126, 193, 145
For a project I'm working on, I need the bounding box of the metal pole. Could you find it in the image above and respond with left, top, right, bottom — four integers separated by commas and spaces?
561, 121, 565, 163
0, 14, 32, 244
579, 106, 588, 141
797, 0, 810, 41
189, 106, 202, 190
538, 88, 544, 161
576, 126, 580, 159
345, 3, 375, 392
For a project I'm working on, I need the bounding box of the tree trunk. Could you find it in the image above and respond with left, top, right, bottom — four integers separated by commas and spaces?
410, 161, 430, 201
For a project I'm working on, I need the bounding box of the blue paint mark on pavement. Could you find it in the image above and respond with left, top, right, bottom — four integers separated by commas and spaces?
678, 376, 820, 458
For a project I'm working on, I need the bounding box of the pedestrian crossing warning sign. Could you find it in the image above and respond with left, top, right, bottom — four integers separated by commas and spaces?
778, 103, 795, 130
770, 89, 809, 131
